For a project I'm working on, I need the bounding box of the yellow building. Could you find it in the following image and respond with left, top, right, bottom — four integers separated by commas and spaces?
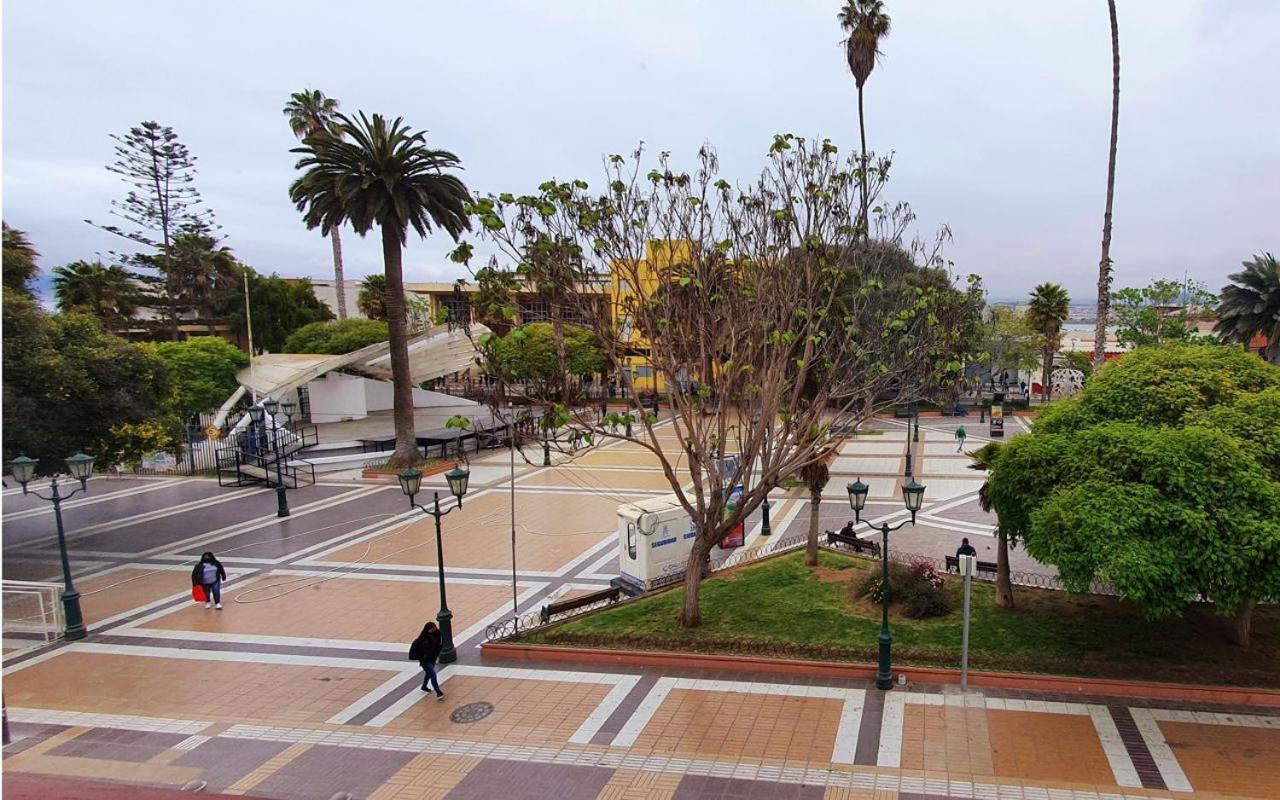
609, 240, 696, 395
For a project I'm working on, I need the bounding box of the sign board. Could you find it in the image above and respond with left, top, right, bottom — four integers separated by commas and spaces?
204, 424, 222, 441
989, 392, 1005, 438
720, 486, 745, 549
141, 452, 177, 472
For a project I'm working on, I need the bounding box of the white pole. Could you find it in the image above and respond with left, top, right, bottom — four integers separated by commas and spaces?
243, 271, 258, 403
960, 554, 973, 690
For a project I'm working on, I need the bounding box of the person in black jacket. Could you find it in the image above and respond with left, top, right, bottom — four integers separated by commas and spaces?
409, 622, 445, 700
191, 552, 227, 610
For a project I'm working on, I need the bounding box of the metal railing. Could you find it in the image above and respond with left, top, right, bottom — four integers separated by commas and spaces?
2, 581, 64, 646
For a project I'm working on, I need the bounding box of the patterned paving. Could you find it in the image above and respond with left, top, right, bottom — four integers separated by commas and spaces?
4, 417, 1277, 799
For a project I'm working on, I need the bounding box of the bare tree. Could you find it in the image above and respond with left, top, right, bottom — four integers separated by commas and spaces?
460, 136, 975, 627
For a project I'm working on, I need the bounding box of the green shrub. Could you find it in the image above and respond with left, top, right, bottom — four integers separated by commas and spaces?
283, 318, 389, 354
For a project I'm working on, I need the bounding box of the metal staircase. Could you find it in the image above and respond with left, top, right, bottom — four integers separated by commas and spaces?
217, 418, 319, 489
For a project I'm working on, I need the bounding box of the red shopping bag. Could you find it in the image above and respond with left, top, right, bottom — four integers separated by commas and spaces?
192, 584, 206, 603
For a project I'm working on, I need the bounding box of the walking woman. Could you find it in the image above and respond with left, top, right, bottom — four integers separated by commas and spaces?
191, 551, 227, 610
409, 622, 445, 700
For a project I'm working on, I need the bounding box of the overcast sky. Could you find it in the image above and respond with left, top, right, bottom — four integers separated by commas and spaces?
4, 1, 1277, 304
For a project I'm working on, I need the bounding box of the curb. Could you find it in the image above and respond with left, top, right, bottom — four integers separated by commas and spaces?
480, 642, 1280, 708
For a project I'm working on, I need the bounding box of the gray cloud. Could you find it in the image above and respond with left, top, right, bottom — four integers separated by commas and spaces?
4, 0, 1276, 304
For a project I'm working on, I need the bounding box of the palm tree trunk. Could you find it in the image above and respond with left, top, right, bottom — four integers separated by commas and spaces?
995, 531, 1015, 608
330, 227, 347, 320
806, 488, 822, 567
381, 226, 420, 468
857, 85, 869, 240
1092, 0, 1121, 368
1041, 344, 1052, 402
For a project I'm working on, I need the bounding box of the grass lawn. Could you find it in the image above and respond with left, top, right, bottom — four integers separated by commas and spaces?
521, 550, 1280, 687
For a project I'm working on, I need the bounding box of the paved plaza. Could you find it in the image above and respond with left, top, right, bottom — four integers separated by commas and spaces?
4, 417, 1278, 799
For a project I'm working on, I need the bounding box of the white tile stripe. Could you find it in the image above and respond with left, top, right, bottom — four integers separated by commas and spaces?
1087, 704, 1142, 788
569, 674, 641, 744
6, 707, 209, 734
2, 641, 419, 675
831, 687, 865, 765
1147, 707, 1280, 728
359, 670, 458, 727
1128, 708, 1193, 793
877, 691, 905, 767
610, 676, 676, 747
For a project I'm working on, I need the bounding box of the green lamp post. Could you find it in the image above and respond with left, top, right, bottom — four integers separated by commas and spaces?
9, 452, 98, 641
847, 476, 926, 690
400, 465, 470, 664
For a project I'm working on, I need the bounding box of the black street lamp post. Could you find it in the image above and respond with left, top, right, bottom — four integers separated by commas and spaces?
9, 452, 98, 641
400, 465, 471, 665
251, 402, 289, 518
760, 495, 772, 537
846, 476, 927, 690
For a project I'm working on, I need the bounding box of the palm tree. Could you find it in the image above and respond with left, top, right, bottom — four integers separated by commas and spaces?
3, 222, 39, 296
967, 442, 1014, 608
800, 459, 830, 567
284, 89, 349, 319
838, 0, 891, 239
1026, 283, 1070, 401
169, 231, 240, 328
1092, 0, 1121, 368
52, 260, 138, 322
357, 274, 388, 320
290, 112, 471, 467
1214, 252, 1280, 364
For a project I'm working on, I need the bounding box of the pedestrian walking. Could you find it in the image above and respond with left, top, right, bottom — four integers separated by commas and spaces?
954, 425, 967, 452
191, 551, 227, 610
409, 621, 446, 700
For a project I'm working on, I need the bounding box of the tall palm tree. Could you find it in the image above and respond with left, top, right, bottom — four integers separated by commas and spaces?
1026, 283, 1070, 401
169, 231, 240, 330
357, 274, 388, 320
284, 89, 349, 319
1214, 252, 1280, 364
838, 0, 891, 239
290, 112, 471, 467
1092, 0, 1121, 367
800, 459, 830, 567
52, 260, 138, 322
3, 222, 39, 296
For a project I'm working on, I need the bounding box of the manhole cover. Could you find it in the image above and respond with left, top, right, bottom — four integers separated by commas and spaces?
450, 701, 494, 723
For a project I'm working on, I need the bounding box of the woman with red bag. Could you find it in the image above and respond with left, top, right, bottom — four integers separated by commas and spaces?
190, 552, 227, 610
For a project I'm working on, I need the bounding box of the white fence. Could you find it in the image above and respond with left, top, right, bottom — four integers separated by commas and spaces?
2, 580, 64, 646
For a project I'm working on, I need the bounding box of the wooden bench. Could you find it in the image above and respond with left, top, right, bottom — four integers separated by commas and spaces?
539, 586, 621, 623
945, 555, 998, 575
826, 531, 882, 558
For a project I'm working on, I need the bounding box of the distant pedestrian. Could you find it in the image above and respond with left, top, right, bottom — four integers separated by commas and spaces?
956, 538, 977, 558
409, 621, 446, 700
191, 551, 226, 610
954, 425, 967, 452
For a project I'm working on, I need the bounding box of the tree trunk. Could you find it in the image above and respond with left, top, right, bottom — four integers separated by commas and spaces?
857, 85, 869, 240
330, 227, 347, 320
381, 226, 420, 468
679, 535, 714, 628
1041, 344, 1053, 402
995, 531, 1015, 608
1231, 602, 1253, 648
805, 488, 821, 567
1092, 0, 1121, 368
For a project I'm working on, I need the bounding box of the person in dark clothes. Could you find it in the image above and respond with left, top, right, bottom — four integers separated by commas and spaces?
838, 520, 855, 538
191, 552, 227, 610
956, 538, 977, 558
409, 622, 445, 700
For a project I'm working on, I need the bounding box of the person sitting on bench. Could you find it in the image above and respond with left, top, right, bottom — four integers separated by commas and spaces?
838, 520, 855, 538
956, 537, 977, 558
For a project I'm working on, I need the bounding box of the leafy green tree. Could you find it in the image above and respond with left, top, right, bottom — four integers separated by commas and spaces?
290, 112, 472, 467
1026, 282, 1070, 400
1059, 350, 1094, 382
284, 89, 349, 319
2, 296, 168, 472
53, 260, 139, 322
1110, 278, 1215, 349
3, 222, 39, 296
223, 269, 333, 354
981, 306, 1040, 386
487, 323, 604, 400
147, 336, 248, 418
986, 344, 1280, 645
837, 0, 891, 238
282, 318, 389, 354
1214, 252, 1280, 364
357, 273, 388, 320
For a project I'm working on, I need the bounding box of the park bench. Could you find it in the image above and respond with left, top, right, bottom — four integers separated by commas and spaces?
539, 586, 621, 624
826, 530, 882, 558
945, 555, 998, 575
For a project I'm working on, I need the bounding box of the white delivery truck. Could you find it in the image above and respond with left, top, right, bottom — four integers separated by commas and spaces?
615, 490, 744, 594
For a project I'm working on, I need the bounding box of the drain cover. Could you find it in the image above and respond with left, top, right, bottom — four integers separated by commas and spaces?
450, 701, 494, 723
